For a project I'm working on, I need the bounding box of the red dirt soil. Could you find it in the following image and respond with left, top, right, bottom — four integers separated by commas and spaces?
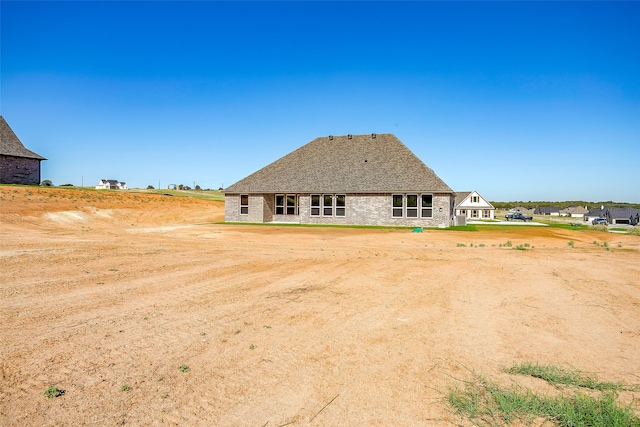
1, 186, 639, 426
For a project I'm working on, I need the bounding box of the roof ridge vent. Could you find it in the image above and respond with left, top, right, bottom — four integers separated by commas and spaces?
348, 134, 352, 139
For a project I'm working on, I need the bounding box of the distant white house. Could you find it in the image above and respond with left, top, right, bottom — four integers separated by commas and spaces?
96, 179, 128, 190
454, 190, 495, 220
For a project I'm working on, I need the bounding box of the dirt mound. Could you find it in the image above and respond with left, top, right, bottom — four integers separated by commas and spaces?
1, 186, 638, 426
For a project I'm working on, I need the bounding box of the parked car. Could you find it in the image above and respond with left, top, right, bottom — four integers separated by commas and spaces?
592, 218, 608, 226
505, 212, 533, 222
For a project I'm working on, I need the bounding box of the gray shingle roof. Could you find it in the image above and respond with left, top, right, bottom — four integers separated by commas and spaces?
454, 191, 471, 207
0, 116, 46, 160
224, 134, 453, 194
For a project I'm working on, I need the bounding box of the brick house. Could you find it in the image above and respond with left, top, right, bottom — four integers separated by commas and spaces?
0, 116, 46, 185
223, 133, 454, 227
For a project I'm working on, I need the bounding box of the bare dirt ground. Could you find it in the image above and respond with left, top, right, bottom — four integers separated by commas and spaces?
1, 186, 639, 426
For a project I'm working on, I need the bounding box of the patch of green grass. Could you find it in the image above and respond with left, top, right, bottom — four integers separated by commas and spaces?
448, 373, 640, 427
548, 223, 588, 230
457, 243, 466, 247
44, 385, 65, 398
447, 225, 479, 231
146, 189, 224, 202
505, 362, 636, 391
120, 384, 131, 392
568, 241, 575, 247
179, 364, 190, 373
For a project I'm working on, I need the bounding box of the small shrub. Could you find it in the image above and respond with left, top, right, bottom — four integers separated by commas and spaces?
568, 241, 575, 247
44, 385, 65, 398
120, 384, 131, 392
457, 243, 466, 247
146, 185, 155, 190
179, 364, 190, 373
629, 227, 640, 236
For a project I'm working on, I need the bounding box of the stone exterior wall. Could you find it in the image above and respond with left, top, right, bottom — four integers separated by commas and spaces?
225, 194, 267, 223
0, 156, 41, 185
225, 193, 453, 227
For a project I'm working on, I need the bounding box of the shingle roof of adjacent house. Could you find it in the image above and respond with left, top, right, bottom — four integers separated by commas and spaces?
608, 207, 640, 220
534, 206, 560, 215
560, 206, 588, 215
0, 116, 46, 160
454, 191, 471, 207
224, 134, 453, 194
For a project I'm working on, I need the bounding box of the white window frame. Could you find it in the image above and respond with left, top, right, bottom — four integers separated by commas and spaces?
310, 194, 321, 216
392, 194, 433, 218
240, 194, 249, 215
421, 194, 433, 218
406, 194, 418, 218
322, 194, 334, 217
275, 194, 298, 215
335, 194, 346, 217
392, 194, 404, 217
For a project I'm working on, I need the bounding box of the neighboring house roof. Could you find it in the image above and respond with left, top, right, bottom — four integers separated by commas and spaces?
0, 116, 47, 160
534, 206, 560, 215
608, 207, 640, 220
454, 191, 471, 207
586, 207, 606, 217
510, 206, 535, 214
224, 134, 453, 194
454, 190, 495, 209
560, 206, 588, 215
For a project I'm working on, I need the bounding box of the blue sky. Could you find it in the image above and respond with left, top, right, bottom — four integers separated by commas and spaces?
2, 1, 639, 202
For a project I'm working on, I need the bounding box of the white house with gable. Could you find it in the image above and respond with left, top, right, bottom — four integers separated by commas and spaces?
454, 190, 495, 220
96, 179, 128, 190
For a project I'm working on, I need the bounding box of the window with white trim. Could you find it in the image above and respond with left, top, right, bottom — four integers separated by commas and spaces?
336, 194, 346, 217
392, 194, 404, 217
421, 194, 433, 218
275, 194, 298, 215
392, 194, 434, 218
286, 194, 296, 215
310, 194, 321, 216
312, 194, 346, 217
406, 194, 418, 218
323, 194, 333, 216
483, 209, 490, 218
240, 194, 249, 215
